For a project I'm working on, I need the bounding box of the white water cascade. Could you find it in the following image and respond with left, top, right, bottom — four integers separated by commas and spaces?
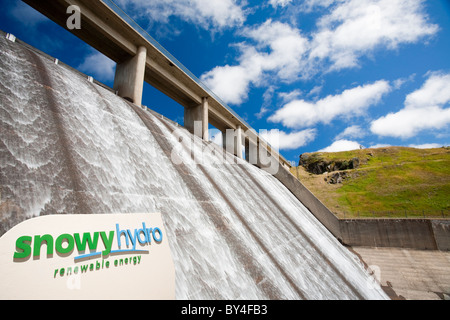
0, 35, 388, 300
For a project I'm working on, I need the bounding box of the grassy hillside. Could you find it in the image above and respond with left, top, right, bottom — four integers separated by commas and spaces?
290, 146, 450, 219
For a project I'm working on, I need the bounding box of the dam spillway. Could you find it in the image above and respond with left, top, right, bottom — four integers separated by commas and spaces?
0, 34, 388, 300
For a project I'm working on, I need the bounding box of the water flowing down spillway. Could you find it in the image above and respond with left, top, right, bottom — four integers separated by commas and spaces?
0, 35, 388, 300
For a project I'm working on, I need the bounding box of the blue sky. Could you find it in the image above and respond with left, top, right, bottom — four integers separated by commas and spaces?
1, 0, 450, 163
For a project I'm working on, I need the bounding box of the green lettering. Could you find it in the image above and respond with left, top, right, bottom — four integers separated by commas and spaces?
100, 231, 114, 256
13, 236, 32, 259
33, 234, 54, 257
74, 232, 99, 252
55, 234, 74, 255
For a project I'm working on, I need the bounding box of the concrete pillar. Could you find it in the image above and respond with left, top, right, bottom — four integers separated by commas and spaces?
113, 46, 147, 106
223, 126, 243, 159
245, 138, 258, 164
202, 97, 209, 141
184, 97, 209, 140
235, 125, 243, 159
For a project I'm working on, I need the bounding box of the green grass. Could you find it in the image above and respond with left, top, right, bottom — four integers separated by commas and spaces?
293, 146, 450, 218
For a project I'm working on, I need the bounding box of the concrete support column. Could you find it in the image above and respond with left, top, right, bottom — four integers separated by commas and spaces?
113, 46, 147, 106
235, 125, 243, 159
223, 126, 243, 159
222, 129, 230, 153
202, 97, 209, 141
184, 97, 209, 140
245, 138, 258, 164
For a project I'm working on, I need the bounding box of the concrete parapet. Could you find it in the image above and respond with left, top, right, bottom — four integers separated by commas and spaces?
431, 220, 450, 251
340, 219, 439, 250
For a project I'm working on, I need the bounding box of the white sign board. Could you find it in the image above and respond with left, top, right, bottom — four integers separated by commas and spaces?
0, 213, 175, 299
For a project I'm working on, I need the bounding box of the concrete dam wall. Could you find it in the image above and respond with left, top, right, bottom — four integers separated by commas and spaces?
0, 35, 388, 299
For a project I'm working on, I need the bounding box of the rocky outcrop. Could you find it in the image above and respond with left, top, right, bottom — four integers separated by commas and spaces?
299, 153, 360, 175
324, 171, 349, 184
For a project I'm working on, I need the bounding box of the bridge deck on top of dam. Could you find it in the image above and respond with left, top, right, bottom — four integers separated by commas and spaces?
23, 0, 292, 171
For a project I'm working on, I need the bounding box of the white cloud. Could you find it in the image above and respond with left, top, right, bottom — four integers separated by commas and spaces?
78, 52, 116, 82
371, 106, 450, 138
368, 143, 391, 149
116, 0, 246, 30
301, 0, 336, 12
319, 139, 363, 152
244, 20, 309, 81
335, 125, 367, 140
201, 64, 256, 105
190, 0, 246, 29
200, 0, 437, 107
371, 72, 450, 138
310, 0, 438, 71
255, 86, 276, 119
409, 143, 443, 149
392, 74, 416, 90
404, 72, 450, 109
308, 85, 323, 97
269, 0, 293, 8
201, 20, 308, 105
279, 89, 303, 103
260, 129, 317, 150
269, 80, 391, 128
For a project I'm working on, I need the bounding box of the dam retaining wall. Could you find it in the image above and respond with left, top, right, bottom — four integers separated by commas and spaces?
271, 165, 450, 251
